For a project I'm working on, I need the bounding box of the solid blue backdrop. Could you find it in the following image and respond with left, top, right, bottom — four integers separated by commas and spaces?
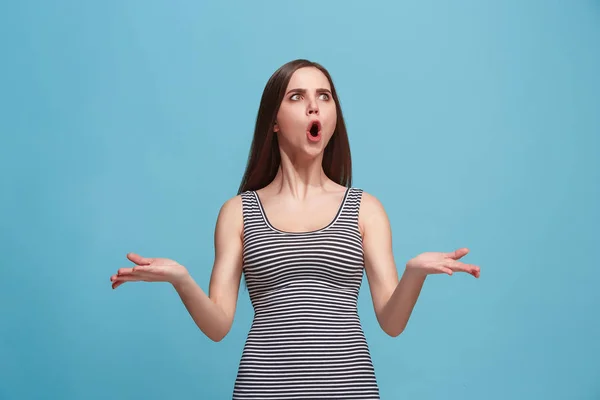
1, 0, 598, 399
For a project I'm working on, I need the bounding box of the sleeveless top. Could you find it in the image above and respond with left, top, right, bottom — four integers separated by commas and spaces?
232, 187, 381, 399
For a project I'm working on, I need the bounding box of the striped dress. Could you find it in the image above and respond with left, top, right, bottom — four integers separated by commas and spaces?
232, 187, 381, 399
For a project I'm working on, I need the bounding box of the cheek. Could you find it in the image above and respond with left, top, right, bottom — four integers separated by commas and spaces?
275, 108, 300, 131
323, 108, 337, 135
278, 119, 304, 138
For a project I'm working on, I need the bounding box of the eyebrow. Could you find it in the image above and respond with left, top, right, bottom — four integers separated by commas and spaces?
285, 88, 332, 96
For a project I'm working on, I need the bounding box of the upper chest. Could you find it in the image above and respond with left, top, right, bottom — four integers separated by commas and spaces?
254, 189, 348, 233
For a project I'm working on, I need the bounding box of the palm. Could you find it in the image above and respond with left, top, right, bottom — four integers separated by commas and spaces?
407, 248, 480, 278
110, 253, 189, 289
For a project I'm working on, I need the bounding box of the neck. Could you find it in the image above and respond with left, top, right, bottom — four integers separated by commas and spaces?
270, 151, 328, 199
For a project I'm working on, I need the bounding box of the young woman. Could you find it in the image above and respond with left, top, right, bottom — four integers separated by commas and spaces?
110, 59, 481, 399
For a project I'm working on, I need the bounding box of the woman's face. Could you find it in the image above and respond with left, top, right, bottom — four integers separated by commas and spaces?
274, 67, 337, 159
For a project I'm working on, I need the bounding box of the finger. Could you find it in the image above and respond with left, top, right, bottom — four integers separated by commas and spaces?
114, 275, 147, 282
437, 266, 453, 275
111, 274, 130, 282
127, 253, 153, 266
116, 267, 136, 276
117, 265, 156, 276
112, 280, 126, 289
446, 262, 471, 272
111, 273, 152, 289
462, 263, 480, 277
112, 278, 136, 289
446, 248, 469, 260
111, 275, 152, 287
447, 261, 480, 276
132, 265, 154, 273
445, 261, 470, 272
132, 264, 171, 278
111, 269, 154, 281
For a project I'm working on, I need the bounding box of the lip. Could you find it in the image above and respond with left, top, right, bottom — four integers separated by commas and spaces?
306, 119, 322, 142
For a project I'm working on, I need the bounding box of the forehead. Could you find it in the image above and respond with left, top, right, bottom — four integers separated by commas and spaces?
286, 67, 331, 90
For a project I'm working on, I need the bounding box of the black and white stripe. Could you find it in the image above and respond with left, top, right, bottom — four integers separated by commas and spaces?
232, 187, 381, 399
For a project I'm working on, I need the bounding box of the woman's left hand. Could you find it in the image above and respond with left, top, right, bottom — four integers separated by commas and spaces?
406, 248, 480, 278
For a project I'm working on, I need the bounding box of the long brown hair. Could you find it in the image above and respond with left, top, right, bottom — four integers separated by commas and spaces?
237, 59, 352, 194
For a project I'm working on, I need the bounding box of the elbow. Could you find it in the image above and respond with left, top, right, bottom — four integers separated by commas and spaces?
385, 327, 404, 337
210, 334, 225, 342
206, 325, 231, 342
203, 310, 233, 342
382, 327, 404, 337
380, 319, 405, 337
207, 332, 226, 342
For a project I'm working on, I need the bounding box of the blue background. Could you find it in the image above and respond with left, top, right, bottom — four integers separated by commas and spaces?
1, 1, 599, 399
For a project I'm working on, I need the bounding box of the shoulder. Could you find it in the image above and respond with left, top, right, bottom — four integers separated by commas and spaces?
356, 190, 390, 237
215, 194, 244, 234
354, 189, 386, 214
219, 194, 243, 217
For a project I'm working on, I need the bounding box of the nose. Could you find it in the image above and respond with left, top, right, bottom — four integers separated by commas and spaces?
307, 97, 319, 115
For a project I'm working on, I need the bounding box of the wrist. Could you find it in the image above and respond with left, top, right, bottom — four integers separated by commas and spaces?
403, 265, 427, 281
171, 272, 193, 291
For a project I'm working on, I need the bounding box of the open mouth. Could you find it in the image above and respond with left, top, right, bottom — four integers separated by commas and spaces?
307, 120, 322, 141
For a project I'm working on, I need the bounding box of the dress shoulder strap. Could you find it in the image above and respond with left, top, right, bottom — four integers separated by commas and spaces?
332, 187, 364, 231
239, 190, 264, 232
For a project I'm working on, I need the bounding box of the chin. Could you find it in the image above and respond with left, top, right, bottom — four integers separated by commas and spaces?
290, 142, 321, 159
281, 133, 331, 161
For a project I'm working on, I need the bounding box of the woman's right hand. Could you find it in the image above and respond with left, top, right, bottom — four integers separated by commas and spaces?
110, 253, 190, 290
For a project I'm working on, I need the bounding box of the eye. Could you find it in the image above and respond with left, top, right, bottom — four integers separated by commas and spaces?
319, 93, 330, 100
290, 94, 301, 101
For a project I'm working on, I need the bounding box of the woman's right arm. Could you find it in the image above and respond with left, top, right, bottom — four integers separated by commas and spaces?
172, 195, 244, 342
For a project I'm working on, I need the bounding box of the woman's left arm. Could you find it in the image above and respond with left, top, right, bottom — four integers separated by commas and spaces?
359, 192, 480, 337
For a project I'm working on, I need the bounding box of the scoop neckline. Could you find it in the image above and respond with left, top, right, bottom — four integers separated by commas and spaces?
252, 187, 351, 235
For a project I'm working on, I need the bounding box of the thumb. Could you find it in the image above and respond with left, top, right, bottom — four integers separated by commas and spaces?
127, 252, 153, 265
446, 248, 469, 260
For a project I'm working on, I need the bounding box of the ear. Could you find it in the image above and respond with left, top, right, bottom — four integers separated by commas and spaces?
273, 120, 279, 133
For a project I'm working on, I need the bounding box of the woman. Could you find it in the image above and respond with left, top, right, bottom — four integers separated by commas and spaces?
110, 59, 481, 399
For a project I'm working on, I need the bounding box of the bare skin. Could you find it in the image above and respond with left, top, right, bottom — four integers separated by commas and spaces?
110, 66, 480, 341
